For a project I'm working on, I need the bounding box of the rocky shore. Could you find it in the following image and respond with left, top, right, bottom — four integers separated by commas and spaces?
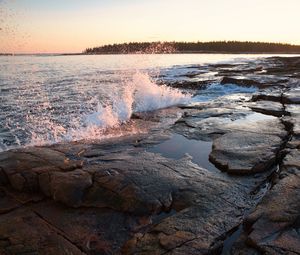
0, 57, 299, 254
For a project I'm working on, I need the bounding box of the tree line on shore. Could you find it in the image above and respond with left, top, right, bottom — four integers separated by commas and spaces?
84, 41, 300, 54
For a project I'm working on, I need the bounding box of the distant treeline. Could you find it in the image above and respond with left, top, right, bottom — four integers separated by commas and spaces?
84, 41, 300, 54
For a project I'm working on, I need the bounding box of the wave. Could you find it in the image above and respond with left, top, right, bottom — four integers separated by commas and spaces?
28, 71, 191, 146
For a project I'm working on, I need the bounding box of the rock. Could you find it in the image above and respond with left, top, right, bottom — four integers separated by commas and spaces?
0, 189, 20, 214
283, 87, 300, 104
31, 201, 139, 254
0, 147, 83, 192
0, 208, 85, 255
252, 92, 282, 103
125, 177, 261, 255
248, 100, 286, 117
173, 99, 287, 175
242, 149, 300, 254
0, 56, 299, 254
158, 231, 196, 250
49, 169, 92, 207
173, 103, 252, 140
174, 101, 287, 174
83, 153, 215, 214
253, 87, 300, 105
206, 115, 287, 175
8, 173, 26, 191
1, 141, 274, 254
0, 167, 8, 185
221, 77, 264, 88
167, 80, 212, 90
265, 57, 300, 78
38, 172, 52, 197
209, 131, 283, 174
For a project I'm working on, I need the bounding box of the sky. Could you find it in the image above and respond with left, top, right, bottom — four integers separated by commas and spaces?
0, 0, 300, 53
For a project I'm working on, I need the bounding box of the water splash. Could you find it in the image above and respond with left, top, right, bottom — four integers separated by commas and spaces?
25, 71, 191, 146
131, 72, 191, 112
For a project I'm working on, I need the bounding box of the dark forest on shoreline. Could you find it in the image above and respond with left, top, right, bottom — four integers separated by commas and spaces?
84, 41, 300, 54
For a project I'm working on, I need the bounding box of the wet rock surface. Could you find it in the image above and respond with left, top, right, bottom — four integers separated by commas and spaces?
231, 147, 300, 255
0, 56, 299, 254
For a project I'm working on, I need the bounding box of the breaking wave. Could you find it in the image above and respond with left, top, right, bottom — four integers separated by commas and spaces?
28, 71, 191, 146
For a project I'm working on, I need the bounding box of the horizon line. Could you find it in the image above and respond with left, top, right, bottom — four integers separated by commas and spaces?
2, 40, 300, 55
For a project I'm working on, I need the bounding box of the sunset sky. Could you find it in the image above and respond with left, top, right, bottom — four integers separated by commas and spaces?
1, 0, 300, 53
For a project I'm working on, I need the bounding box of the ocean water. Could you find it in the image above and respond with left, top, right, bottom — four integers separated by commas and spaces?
0, 53, 286, 151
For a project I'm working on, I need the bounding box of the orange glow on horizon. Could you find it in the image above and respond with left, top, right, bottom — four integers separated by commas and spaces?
1, 0, 300, 54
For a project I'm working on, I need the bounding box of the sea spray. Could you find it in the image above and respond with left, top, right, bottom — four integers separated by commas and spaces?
27, 70, 191, 146
131, 72, 191, 112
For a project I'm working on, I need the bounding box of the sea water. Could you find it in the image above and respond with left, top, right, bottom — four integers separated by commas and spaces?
0, 53, 285, 151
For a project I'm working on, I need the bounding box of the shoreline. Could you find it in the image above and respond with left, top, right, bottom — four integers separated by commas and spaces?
0, 56, 299, 254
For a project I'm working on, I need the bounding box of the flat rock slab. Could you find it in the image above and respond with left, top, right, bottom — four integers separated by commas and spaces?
0, 144, 272, 254
207, 113, 287, 174
174, 103, 253, 140
221, 77, 265, 88
31, 201, 141, 254
252, 87, 300, 105
0, 188, 20, 214
0, 147, 83, 192
248, 100, 285, 117
209, 131, 283, 174
174, 100, 287, 175
283, 87, 300, 104
0, 208, 85, 255
0, 146, 237, 214
252, 91, 283, 103
123, 165, 268, 255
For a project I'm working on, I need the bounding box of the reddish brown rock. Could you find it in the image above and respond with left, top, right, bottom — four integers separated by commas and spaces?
0, 147, 83, 193
49, 169, 92, 207
0, 208, 85, 255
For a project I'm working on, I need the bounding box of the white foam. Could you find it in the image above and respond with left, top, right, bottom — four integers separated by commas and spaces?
131, 72, 191, 112
27, 71, 191, 146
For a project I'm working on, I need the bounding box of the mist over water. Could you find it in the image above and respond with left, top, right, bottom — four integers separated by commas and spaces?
0, 54, 264, 151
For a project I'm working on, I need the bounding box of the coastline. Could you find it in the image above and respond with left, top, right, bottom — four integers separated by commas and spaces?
0, 56, 299, 254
